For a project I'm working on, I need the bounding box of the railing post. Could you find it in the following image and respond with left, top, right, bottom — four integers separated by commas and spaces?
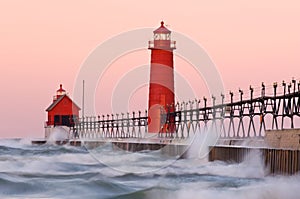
229, 91, 235, 137
239, 88, 243, 102
105, 114, 108, 137
238, 89, 244, 137
220, 93, 225, 137
195, 99, 200, 122
282, 81, 286, 96
282, 81, 286, 130
121, 113, 125, 138
138, 111, 142, 138
203, 97, 207, 132
115, 113, 119, 137
230, 91, 233, 104
261, 82, 265, 97
102, 115, 105, 137
250, 86, 253, 100
127, 112, 130, 137
273, 82, 277, 97
93, 116, 96, 138
288, 82, 294, 128
145, 109, 148, 134
212, 95, 216, 120
292, 78, 296, 93
221, 93, 225, 117
111, 114, 115, 138
132, 111, 136, 138
292, 79, 297, 128
97, 115, 101, 138
86, 116, 89, 138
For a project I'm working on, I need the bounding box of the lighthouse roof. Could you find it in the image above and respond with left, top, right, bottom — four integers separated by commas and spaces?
153, 21, 171, 34
46, 94, 81, 112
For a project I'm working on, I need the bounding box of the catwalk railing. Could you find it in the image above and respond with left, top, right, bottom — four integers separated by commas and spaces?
72, 80, 300, 139
73, 111, 148, 139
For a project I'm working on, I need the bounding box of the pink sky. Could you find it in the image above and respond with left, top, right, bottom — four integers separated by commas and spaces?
0, 1, 300, 138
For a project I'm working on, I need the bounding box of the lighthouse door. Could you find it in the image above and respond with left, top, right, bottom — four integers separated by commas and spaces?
54, 115, 60, 126
61, 115, 70, 127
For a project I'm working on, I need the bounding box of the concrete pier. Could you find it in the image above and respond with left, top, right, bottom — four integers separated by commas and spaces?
31, 139, 68, 145
32, 138, 189, 158
82, 139, 189, 158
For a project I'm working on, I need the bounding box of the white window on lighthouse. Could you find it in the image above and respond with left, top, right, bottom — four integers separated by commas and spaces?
154, 33, 171, 40
57, 90, 66, 96
56, 84, 66, 96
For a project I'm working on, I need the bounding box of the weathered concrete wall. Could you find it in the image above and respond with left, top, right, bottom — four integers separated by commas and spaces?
265, 129, 300, 149
215, 129, 300, 149
216, 138, 265, 147
209, 146, 300, 175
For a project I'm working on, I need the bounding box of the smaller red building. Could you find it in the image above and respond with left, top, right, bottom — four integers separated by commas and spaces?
45, 84, 80, 127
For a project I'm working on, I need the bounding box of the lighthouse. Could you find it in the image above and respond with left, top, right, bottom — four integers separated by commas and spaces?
45, 84, 80, 138
148, 21, 176, 133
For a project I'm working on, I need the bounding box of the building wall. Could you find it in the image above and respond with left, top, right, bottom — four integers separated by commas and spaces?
148, 49, 174, 109
265, 129, 300, 149
47, 96, 80, 125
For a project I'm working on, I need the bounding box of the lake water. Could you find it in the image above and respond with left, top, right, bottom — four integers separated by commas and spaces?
0, 138, 299, 199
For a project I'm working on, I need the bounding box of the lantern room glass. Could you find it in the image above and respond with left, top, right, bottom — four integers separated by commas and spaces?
154, 33, 170, 40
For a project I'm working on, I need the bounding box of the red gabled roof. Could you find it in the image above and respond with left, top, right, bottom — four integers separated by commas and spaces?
153, 21, 171, 34
46, 94, 81, 112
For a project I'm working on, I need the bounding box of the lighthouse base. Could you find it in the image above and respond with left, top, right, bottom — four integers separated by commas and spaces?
44, 125, 70, 141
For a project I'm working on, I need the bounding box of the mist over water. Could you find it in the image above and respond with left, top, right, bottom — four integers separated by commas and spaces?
0, 138, 299, 199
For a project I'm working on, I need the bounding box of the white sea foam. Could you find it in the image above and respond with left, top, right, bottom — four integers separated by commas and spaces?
0, 146, 100, 176
88, 147, 177, 174
187, 131, 218, 161
47, 126, 69, 143
0, 137, 299, 198
0, 138, 31, 149
157, 175, 300, 199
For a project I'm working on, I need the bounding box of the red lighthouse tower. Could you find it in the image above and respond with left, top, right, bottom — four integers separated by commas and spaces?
148, 21, 176, 133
